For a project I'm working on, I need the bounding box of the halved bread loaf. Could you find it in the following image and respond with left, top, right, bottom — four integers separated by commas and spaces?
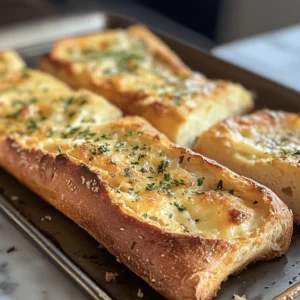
193, 109, 300, 224
39, 25, 253, 147
0, 55, 293, 299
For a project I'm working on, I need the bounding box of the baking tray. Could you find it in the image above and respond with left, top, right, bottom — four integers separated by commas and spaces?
1, 11, 300, 300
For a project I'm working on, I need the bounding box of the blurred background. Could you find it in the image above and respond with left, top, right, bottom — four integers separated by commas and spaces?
0, 0, 299, 90
1, 0, 300, 43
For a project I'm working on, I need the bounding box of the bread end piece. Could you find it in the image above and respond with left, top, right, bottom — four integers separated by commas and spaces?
193, 109, 300, 224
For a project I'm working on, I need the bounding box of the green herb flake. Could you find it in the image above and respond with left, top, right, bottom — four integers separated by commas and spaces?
228, 189, 234, 195
68, 111, 76, 119
124, 168, 132, 177
132, 144, 140, 151
157, 160, 168, 173
146, 183, 156, 191
140, 167, 147, 173
5, 109, 22, 119
197, 177, 205, 186
293, 150, 300, 156
27, 119, 39, 132
164, 173, 170, 181
174, 202, 186, 212
179, 156, 184, 164
215, 179, 223, 190
149, 166, 155, 173
64, 96, 75, 106
125, 130, 133, 137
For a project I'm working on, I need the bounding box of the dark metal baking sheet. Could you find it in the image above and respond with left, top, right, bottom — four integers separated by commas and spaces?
1, 11, 300, 300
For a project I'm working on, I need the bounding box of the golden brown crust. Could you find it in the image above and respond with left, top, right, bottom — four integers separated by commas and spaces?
193, 109, 300, 224
0, 134, 293, 300
39, 25, 253, 147
0, 52, 293, 300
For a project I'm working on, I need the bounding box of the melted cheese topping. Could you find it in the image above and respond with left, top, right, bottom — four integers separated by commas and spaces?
224, 111, 300, 162
0, 69, 122, 138
16, 120, 267, 240
0, 60, 269, 240
52, 28, 217, 110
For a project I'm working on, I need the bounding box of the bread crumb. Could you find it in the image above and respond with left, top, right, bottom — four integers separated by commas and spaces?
120, 227, 125, 231
98, 244, 104, 249
233, 295, 247, 300
44, 215, 52, 221
105, 272, 118, 283
10, 195, 19, 201
116, 257, 121, 263
137, 288, 144, 298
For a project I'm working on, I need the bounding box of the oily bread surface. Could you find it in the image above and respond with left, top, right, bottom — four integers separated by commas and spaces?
39, 25, 253, 147
193, 109, 300, 223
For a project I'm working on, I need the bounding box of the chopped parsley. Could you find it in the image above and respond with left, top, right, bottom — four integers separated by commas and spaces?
27, 119, 39, 132
174, 202, 186, 212
124, 168, 132, 177
157, 160, 168, 173
164, 173, 171, 181
5, 109, 22, 119
179, 156, 184, 164
197, 177, 205, 186
64, 96, 75, 106
132, 144, 140, 151
146, 183, 156, 191
215, 179, 223, 190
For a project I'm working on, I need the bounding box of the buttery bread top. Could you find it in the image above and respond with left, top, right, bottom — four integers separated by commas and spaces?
0, 110, 279, 241
0, 52, 287, 242
0, 50, 294, 300
197, 109, 300, 163
46, 25, 232, 113
0, 68, 122, 138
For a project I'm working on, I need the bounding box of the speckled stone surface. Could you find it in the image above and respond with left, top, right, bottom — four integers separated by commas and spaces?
0, 212, 89, 300
213, 23, 300, 92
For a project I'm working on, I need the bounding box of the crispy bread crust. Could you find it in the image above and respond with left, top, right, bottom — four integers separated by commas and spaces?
39, 25, 253, 147
0, 51, 292, 299
0, 128, 292, 300
193, 109, 300, 224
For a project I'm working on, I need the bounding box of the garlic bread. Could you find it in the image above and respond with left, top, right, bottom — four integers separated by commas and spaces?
193, 109, 300, 223
39, 25, 253, 147
0, 56, 292, 299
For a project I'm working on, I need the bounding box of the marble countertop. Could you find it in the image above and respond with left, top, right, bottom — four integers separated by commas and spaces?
0, 212, 89, 300
213, 23, 300, 92
1, 22, 300, 300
